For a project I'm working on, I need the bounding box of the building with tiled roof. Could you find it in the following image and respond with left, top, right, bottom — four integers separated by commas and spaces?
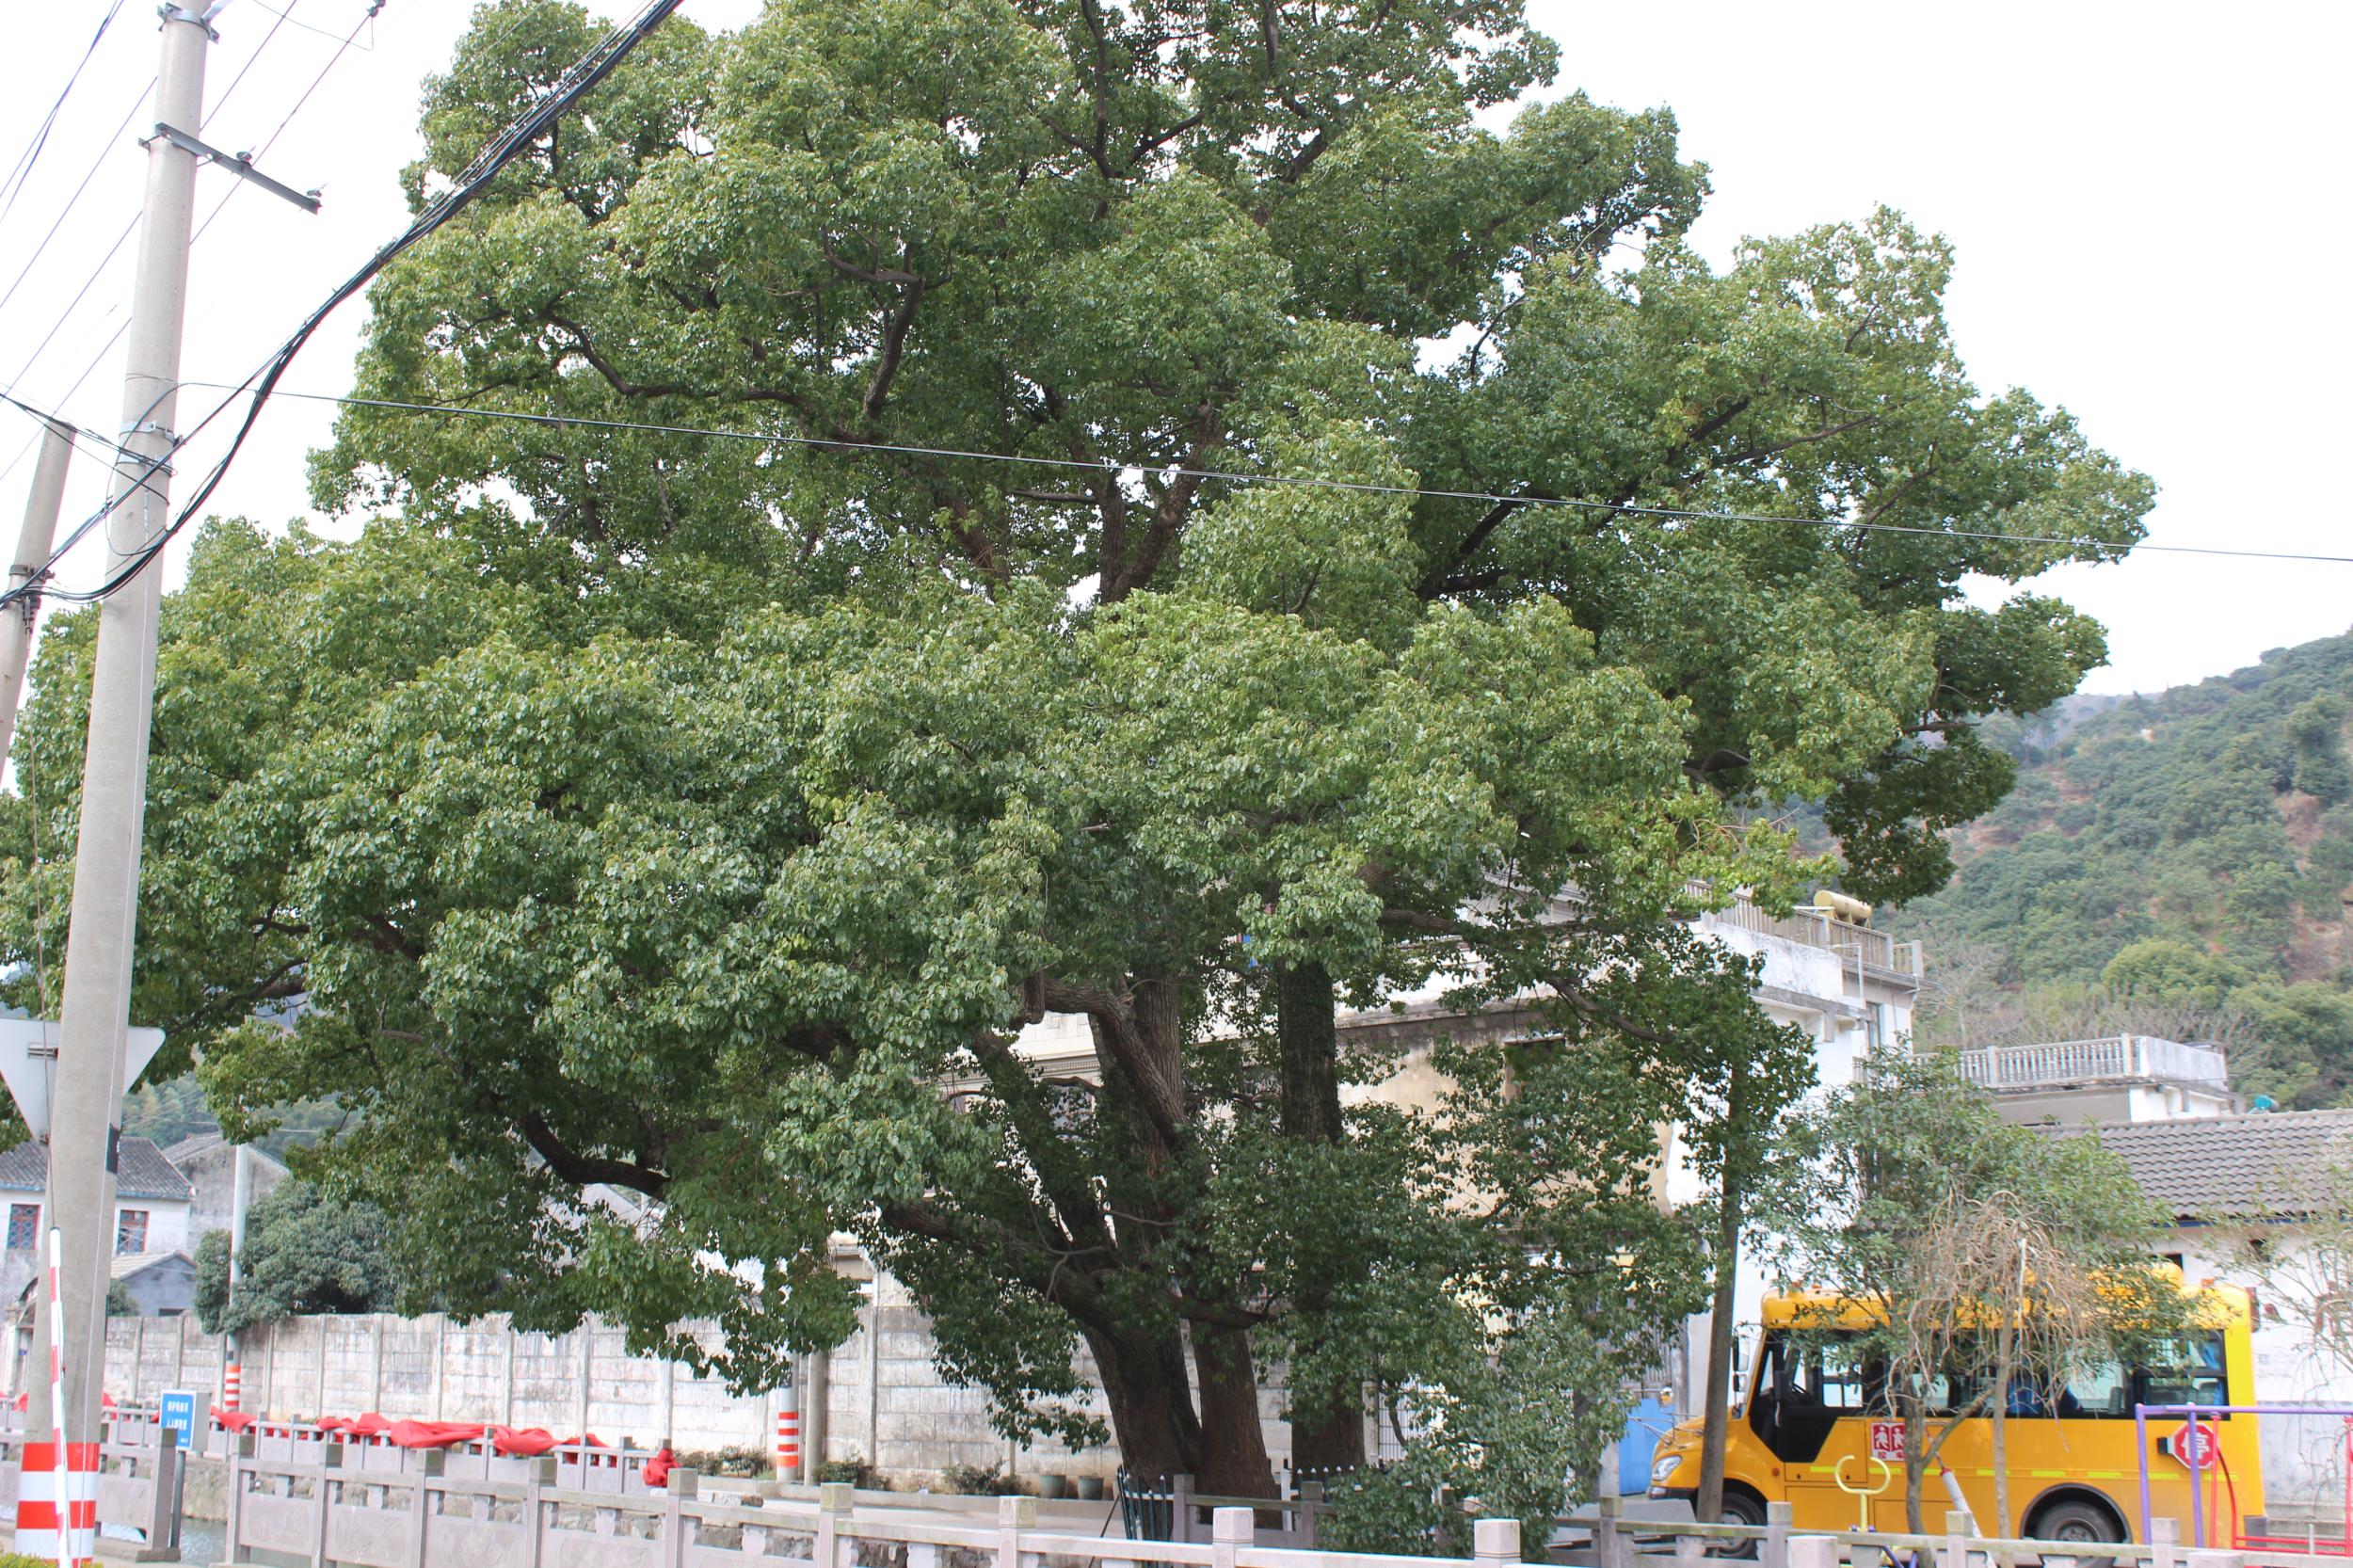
2038, 1104, 2353, 1491
0, 1136, 196, 1316
2040, 1107, 2353, 1224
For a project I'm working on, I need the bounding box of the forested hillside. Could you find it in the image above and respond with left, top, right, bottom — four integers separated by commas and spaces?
120, 1074, 343, 1161
1897, 632, 2353, 1106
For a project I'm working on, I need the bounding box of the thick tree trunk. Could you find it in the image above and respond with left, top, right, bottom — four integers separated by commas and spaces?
1276, 959, 1342, 1141
1194, 1323, 1278, 1497
1274, 959, 1367, 1475
1089, 1323, 1203, 1488
1696, 1064, 1748, 1525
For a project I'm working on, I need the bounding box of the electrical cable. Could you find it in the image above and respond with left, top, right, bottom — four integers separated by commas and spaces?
240, 0, 374, 51
7, 211, 138, 391
0, 0, 130, 232
0, 0, 379, 533
194, 0, 379, 244
182, 384, 2353, 569
0, 327, 128, 494
206, 0, 302, 121
0, 391, 146, 471
0, 76, 155, 318
0, 0, 689, 613
4, 0, 313, 417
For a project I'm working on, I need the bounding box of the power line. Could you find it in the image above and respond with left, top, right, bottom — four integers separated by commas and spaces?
0, 392, 137, 468
0, 0, 130, 232
195, 385, 2353, 568
240, 0, 375, 51
0, 392, 169, 516
0, 0, 376, 510
206, 0, 304, 121
7, 0, 314, 399
0, 320, 133, 493
7, 212, 138, 391
0, 0, 690, 613
194, 0, 379, 244
0, 76, 155, 318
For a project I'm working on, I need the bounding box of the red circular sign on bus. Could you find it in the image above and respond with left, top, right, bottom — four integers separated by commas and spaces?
2169, 1420, 2217, 1470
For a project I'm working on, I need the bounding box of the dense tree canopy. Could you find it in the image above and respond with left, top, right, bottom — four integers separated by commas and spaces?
0, 0, 2148, 1516
194, 1179, 399, 1335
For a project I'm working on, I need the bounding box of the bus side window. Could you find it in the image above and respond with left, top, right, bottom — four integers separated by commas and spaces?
2137, 1333, 2229, 1412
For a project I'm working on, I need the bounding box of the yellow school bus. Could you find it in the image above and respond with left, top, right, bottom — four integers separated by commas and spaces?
1646, 1285, 2264, 1549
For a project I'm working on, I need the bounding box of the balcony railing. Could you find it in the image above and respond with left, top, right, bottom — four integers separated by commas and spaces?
1956, 1035, 2229, 1092
1696, 896, 1923, 977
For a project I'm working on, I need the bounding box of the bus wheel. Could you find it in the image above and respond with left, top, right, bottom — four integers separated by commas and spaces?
2026, 1497, 2122, 1568
1709, 1488, 1767, 1559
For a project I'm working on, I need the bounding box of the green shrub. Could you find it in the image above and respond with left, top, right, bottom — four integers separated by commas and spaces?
938, 1463, 1016, 1496
817, 1457, 880, 1489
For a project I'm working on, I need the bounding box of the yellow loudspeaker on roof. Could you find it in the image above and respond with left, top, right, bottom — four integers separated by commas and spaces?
1813, 888, 1874, 926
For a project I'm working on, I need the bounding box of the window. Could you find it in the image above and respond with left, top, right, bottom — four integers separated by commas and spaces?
1783, 1335, 1879, 1411
2042, 1360, 2132, 1418
2138, 1332, 2230, 1411
115, 1209, 148, 1256
6, 1203, 38, 1251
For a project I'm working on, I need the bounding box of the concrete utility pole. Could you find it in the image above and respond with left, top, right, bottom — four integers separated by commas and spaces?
223, 1142, 248, 1409
0, 417, 73, 768
24, 0, 211, 1539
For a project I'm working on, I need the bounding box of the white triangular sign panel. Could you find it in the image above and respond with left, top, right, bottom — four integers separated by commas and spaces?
0, 1020, 167, 1140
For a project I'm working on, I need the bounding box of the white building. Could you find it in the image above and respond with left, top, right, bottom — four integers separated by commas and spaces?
1644, 896, 1921, 1464
0, 1135, 196, 1316
162, 1132, 287, 1246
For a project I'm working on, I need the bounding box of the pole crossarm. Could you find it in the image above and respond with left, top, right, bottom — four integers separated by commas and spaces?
146, 123, 318, 214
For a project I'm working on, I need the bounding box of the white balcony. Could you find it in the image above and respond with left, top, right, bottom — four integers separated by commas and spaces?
1957, 1034, 2230, 1094
1696, 896, 1925, 979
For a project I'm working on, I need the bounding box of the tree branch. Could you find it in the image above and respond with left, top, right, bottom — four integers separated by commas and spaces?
1104, 407, 1222, 600
517, 1111, 672, 1198
862, 276, 926, 423
1035, 975, 1188, 1151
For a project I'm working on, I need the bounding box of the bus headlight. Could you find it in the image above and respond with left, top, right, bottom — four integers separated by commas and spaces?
1651, 1452, 1684, 1486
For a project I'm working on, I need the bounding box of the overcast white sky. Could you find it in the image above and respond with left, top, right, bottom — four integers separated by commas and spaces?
0, 0, 2344, 696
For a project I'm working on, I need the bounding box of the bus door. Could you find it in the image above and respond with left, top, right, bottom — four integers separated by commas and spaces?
1749, 1332, 1891, 1530
2136, 1331, 2238, 1543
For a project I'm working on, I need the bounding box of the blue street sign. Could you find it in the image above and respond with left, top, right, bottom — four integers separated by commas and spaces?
159, 1389, 197, 1452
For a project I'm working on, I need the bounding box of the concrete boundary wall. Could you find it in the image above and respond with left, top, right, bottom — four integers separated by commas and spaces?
72, 1270, 1316, 1484
82, 1312, 771, 1455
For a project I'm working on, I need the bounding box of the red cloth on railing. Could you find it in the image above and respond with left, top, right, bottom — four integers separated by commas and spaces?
348, 1412, 392, 1438
385, 1419, 487, 1449
213, 1408, 255, 1432
490, 1427, 558, 1456
642, 1447, 676, 1489
10, 1392, 23, 1412
555, 1432, 608, 1453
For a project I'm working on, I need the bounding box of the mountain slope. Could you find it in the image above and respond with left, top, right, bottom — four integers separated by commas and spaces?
1896, 631, 2353, 1102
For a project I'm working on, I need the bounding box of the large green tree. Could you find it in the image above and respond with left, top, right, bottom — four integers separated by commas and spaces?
0, 0, 2148, 1509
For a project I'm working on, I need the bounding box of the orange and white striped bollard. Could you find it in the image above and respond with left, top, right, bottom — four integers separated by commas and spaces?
775, 1400, 800, 1480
